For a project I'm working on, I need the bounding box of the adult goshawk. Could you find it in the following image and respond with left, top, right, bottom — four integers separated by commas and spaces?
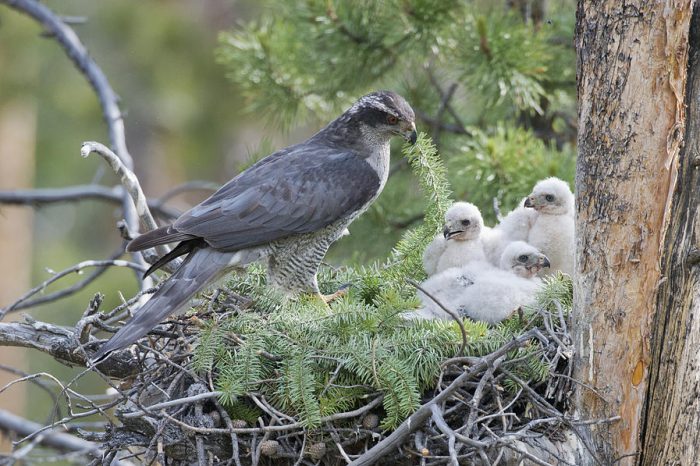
92, 91, 417, 361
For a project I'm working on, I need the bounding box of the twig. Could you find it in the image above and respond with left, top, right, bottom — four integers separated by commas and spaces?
0, 259, 148, 319
1, 247, 124, 314
431, 82, 459, 147
465, 356, 503, 437
155, 395, 384, 435
429, 405, 458, 466
407, 278, 467, 356
414, 110, 471, 136
121, 391, 224, 418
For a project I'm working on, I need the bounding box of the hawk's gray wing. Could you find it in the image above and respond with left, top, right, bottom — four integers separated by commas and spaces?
173, 144, 380, 251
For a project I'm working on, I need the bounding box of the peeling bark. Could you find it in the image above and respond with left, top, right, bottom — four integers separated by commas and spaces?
640, 4, 700, 464
573, 0, 694, 464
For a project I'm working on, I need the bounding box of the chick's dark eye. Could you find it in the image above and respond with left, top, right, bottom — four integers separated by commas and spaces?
461, 220, 471, 226
386, 115, 398, 125
518, 255, 529, 263
545, 194, 555, 202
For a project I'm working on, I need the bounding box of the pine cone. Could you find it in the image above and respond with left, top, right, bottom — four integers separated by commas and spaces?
362, 413, 380, 429
231, 419, 247, 429
260, 440, 280, 457
307, 442, 327, 460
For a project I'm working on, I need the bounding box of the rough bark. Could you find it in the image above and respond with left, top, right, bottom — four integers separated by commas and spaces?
573, 1, 694, 464
639, 4, 700, 464
0, 320, 140, 379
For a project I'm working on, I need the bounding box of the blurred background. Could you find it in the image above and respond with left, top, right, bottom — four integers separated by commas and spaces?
0, 0, 576, 454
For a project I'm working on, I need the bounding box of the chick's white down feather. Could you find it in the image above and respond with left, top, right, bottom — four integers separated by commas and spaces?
482, 198, 536, 266
422, 202, 486, 275
524, 177, 574, 276
413, 241, 547, 324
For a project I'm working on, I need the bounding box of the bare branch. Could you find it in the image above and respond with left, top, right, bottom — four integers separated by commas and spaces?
80, 142, 159, 238
0, 319, 139, 378
0, 259, 148, 319
0, 409, 106, 459
0, 185, 180, 219
80, 142, 176, 270
121, 391, 224, 419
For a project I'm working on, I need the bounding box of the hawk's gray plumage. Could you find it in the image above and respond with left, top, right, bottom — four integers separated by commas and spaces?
92, 91, 416, 362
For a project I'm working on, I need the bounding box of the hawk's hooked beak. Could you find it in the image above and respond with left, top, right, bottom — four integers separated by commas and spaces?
539, 255, 551, 269
402, 122, 417, 145
524, 196, 535, 208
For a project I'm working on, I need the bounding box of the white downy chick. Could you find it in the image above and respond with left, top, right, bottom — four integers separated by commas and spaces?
482, 197, 538, 266
412, 241, 549, 323
422, 202, 486, 276
524, 177, 575, 276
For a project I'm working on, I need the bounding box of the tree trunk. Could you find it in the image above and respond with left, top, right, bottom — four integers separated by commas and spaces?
573, 1, 695, 464
639, 4, 700, 463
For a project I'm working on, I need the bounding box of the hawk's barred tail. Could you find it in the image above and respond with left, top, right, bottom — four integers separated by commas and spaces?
90, 247, 234, 364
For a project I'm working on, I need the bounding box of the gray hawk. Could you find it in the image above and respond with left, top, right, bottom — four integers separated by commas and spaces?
92, 90, 416, 362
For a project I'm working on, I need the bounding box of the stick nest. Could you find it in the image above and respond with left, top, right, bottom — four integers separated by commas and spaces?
84, 268, 574, 466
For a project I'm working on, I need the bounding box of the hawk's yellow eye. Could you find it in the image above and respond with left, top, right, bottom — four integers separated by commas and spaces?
386, 115, 398, 125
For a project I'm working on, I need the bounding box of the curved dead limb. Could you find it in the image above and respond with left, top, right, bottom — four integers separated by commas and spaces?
81, 142, 169, 260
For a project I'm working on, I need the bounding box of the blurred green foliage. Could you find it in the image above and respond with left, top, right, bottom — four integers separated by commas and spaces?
217, 0, 576, 262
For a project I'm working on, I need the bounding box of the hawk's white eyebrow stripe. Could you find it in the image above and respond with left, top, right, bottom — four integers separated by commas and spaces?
351, 95, 396, 115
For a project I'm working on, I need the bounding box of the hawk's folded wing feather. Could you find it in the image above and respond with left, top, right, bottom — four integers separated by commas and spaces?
173, 144, 380, 251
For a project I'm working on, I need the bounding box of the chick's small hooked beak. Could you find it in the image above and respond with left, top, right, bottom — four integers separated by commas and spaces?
402, 121, 417, 145
540, 255, 551, 268
443, 226, 463, 240
524, 196, 535, 208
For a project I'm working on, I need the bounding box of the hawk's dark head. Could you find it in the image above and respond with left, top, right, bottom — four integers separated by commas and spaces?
348, 91, 417, 144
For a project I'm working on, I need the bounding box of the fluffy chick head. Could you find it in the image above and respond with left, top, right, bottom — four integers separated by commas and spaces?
500, 241, 550, 278
442, 202, 483, 241
524, 177, 574, 215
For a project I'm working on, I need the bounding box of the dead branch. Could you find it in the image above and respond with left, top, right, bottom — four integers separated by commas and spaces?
0, 409, 116, 462
0, 259, 148, 319
0, 319, 138, 378
0, 185, 180, 219
81, 142, 167, 258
